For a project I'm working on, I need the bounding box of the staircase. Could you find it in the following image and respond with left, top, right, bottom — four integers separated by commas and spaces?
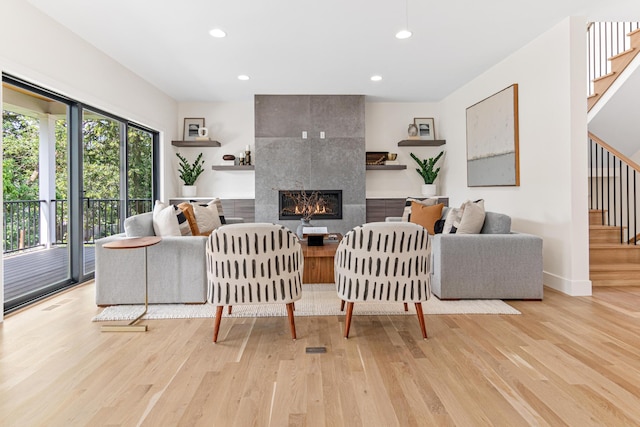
587, 23, 640, 287
588, 24, 640, 111
589, 209, 640, 286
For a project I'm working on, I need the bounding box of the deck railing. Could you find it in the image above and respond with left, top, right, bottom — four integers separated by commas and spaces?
589, 133, 639, 244
3, 198, 152, 254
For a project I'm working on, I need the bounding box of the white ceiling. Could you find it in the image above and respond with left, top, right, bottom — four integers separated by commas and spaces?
25, 0, 640, 102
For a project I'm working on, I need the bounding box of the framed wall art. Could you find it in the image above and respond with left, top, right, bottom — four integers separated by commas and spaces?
183, 117, 205, 141
414, 117, 435, 140
466, 84, 519, 187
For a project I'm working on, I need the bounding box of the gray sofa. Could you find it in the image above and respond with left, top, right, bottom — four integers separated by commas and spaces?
95, 212, 242, 305
388, 208, 543, 300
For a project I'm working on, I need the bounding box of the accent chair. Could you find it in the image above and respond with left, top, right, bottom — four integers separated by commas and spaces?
334, 222, 432, 339
206, 223, 304, 343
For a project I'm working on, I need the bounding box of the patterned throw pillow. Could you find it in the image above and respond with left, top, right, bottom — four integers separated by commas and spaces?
191, 198, 226, 224
192, 202, 222, 235
152, 200, 192, 236
401, 197, 438, 221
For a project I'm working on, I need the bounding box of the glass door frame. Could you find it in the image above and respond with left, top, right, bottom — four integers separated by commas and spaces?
2, 73, 159, 312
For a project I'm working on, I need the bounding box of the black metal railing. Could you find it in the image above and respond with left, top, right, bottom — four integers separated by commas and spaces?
3, 198, 152, 254
589, 134, 638, 244
587, 22, 639, 96
2, 200, 46, 254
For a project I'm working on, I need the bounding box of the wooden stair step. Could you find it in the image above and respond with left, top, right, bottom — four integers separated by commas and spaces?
590, 262, 640, 287
589, 209, 606, 226
590, 243, 640, 264
590, 225, 626, 244
592, 71, 616, 82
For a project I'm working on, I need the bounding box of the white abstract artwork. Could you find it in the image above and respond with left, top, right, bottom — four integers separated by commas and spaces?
466, 84, 520, 186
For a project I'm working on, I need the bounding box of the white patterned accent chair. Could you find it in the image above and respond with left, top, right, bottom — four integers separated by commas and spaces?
206, 223, 304, 343
334, 222, 432, 339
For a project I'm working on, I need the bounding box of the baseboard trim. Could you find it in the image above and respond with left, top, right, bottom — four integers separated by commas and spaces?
544, 271, 592, 296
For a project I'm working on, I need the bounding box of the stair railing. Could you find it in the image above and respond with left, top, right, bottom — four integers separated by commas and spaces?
589, 132, 639, 244
587, 22, 639, 96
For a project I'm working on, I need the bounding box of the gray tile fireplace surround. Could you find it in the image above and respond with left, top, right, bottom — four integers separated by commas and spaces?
254, 95, 366, 235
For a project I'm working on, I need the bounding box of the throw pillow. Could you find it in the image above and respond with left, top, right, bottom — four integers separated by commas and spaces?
177, 202, 199, 235
457, 199, 486, 234
442, 205, 465, 234
409, 202, 444, 234
192, 198, 226, 224
152, 201, 181, 236
192, 202, 222, 235
401, 197, 438, 221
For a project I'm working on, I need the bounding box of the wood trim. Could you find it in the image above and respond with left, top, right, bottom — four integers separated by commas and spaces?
589, 132, 640, 173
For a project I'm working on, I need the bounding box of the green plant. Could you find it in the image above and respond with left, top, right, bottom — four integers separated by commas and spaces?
410, 151, 444, 184
176, 152, 204, 185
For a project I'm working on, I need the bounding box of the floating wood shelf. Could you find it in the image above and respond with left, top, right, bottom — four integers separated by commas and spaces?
397, 139, 446, 147
366, 164, 407, 170
171, 140, 221, 147
211, 165, 255, 171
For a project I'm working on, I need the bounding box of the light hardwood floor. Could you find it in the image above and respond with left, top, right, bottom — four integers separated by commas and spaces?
2, 282, 640, 426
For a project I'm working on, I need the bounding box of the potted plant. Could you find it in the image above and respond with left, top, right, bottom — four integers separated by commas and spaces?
410, 151, 444, 197
176, 152, 205, 197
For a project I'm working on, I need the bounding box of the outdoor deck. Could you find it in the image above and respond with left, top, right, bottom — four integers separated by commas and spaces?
3, 246, 95, 303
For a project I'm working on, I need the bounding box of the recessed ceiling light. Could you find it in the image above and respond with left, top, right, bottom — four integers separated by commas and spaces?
395, 30, 412, 39
209, 28, 226, 38
238, 75, 250, 81
370, 75, 383, 82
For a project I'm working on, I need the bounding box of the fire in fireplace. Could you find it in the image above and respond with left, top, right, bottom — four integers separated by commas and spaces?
278, 190, 342, 220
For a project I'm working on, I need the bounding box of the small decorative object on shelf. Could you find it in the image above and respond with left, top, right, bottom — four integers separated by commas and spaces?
222, 154, 235, 165
245, 145, 252, 166
196, 127, 209, 140
183, 117, 205, 141
386, 153, 399, 165
408, 123, 419, 139
414, 117, 436, 140
238, 152, 245, 165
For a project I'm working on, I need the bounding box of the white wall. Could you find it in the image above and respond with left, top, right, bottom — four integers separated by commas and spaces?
174, 102, 255, 199
438, 17, 591, 296
0, 0, 179, 318
365, 102, 442, 198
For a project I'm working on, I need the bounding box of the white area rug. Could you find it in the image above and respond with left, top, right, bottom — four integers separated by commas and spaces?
93, 284, 520, 321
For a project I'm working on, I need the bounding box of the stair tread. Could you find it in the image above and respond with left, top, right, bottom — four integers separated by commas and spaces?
590, 225, 623, 230
628, 28, 640, 37
590, 264, 640, 271
609, 47, 636, 60
593, 71, 616, 82
591, 243, 640, 249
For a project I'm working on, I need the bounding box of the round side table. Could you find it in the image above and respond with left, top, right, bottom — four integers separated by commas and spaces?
100, 236, 161, 332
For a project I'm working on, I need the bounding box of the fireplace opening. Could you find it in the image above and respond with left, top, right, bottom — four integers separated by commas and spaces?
278, 190, 342, 220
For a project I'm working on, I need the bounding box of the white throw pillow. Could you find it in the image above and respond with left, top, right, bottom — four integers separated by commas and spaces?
192, 202, 222, 235
152, 201, 181, 236
457, 199, 486, 234
442, 205, 464, 234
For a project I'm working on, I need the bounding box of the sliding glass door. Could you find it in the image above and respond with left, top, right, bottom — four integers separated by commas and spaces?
2, 75, 158, 312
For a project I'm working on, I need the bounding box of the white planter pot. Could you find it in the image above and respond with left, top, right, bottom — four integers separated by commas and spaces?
182, 185, 197, 198
421, 184, 437, 197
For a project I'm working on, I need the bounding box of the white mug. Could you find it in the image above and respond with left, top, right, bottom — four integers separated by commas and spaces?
198, 127, 209, 138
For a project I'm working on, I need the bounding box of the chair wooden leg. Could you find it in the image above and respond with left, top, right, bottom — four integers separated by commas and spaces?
228, 306, 232, 315
213, 306, 224, 343
415, 303, 428, 339
404, 302, 408, 312
344, 302, 354, 338
286, 302, 297, 341
340, 299, 345, 311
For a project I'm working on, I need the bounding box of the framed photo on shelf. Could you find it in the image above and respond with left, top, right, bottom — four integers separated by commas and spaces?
183, 118, 205, 141
414, 117, 435, 140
